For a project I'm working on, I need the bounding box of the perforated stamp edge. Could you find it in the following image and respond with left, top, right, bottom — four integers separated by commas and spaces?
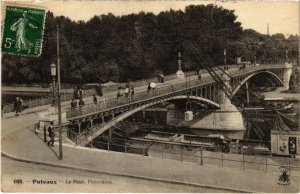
1, 1, 47, 57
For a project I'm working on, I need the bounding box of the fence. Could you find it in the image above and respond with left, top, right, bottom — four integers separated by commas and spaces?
2, 70, 198, 115
80, 137, 300, 174
66, 70, 219, 118
98, 70, 197, 94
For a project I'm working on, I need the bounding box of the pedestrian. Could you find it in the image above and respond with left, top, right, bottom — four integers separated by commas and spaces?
159, 71, 165, 83
47, 121, 55, 147
14, 97, 21, 116
1, 104, 6, 117
149, 82, 156, 95
79, 99, 85, 107
71, 98, 77, 109
124, 86, 129, 100
238, 144, 242, 154
78, 99, 85, 114
117, 87, 124, 100
78, 88, 84, 100
171, 84, 175, 92
19, 97, 24, 111
157, 73, 161, 83
97, 84, 103, 96
93, 95, 97, 105
130, 85, 135, 100
198, 69, 202, 81
73, 86, 79, 100
147, 83, 151, 95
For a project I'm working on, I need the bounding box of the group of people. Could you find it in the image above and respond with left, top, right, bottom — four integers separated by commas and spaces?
71, 98, 85, 109
117, 85, 135, 101
14, 96, 24, 116
73, 87, 84, 100
71, 87, 85, 109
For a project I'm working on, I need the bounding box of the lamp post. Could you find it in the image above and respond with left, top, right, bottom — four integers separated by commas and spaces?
56, 24, 63, 160
51, 24, 63, 160
176, 52, 185, 78
50, 63, 56, 106
185, 51, 191, 111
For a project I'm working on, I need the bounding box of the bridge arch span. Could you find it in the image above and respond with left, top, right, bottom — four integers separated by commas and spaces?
82, 95, 220, 145
231, 70, 283, 97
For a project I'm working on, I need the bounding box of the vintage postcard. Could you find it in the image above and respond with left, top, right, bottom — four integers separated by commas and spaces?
1, 0, 299, 193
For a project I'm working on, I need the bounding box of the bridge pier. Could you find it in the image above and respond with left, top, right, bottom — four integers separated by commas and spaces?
191, 71, 245, 139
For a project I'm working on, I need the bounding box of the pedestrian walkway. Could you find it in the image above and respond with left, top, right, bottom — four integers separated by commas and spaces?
2, 113, 300, 193
1, 71, 205, 119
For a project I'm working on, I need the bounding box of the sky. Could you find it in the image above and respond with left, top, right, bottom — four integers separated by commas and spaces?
4, 0, 300, 35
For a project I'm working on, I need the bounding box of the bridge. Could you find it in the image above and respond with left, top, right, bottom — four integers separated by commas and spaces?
62, 64, 289, 146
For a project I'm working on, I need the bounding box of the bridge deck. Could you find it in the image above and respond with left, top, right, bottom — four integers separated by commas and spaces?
67, 64, 284, 122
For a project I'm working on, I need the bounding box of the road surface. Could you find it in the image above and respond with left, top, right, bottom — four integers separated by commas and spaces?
2, 156, 226, 193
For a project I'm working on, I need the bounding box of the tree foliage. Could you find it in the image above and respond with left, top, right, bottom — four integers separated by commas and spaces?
2, 4, 299, 84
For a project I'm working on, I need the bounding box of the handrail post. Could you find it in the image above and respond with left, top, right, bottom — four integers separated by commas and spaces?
243, 153, 245, 170
162, 144, 164, 159
288, 159, 291, 176
107, 138, 110, 151
221, 153, 223, 168
265, 157, 267, 173
200, 147, 203, 165
181, 146, 183, 162
43, 125, 47, 142
125, 140, 127, 154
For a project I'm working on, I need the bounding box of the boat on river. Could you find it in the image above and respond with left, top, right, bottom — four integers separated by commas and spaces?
244, 97, 296, 117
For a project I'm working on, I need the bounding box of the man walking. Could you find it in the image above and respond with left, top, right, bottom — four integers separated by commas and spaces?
78, 88, 84, 100
47, 121, 55, 147
93, 95, 97, 105
14, 97, 22, 116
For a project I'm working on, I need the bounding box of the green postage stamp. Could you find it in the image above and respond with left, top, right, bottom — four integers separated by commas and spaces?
2, 5, 46, 57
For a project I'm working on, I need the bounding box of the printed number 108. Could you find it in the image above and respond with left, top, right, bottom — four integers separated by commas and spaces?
14, 179, 23, 184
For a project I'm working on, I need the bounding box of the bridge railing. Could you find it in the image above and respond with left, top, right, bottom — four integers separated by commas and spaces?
3, 64, 282, 116
2, 92, 77, 115
66, 64, 284, 119
99, 70, 197, 94
68, 64, 286, 144
2, 70, 198, 115
66, 72, 216, 119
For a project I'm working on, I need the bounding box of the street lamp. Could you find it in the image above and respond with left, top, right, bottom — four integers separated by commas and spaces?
56, 24, 63, 160
51, 24, 62, 160
50, 63, 56, 106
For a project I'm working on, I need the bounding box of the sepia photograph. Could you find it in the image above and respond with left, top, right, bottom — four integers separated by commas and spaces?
1, 0, 299, 192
